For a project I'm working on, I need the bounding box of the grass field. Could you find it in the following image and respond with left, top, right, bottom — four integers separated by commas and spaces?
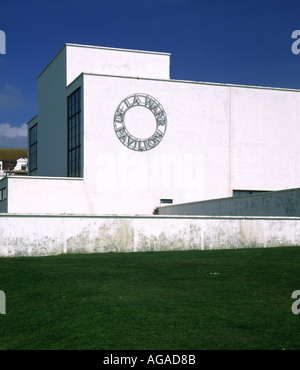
0, 246, 299, 350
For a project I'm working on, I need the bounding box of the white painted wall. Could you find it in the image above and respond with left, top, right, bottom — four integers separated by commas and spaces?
16, 44, 300, 216
231, 87, 300, 191
14, 158, 27, 171
82, 74, 230, 214
66, 43, 170, 85
0, 214, 299, 257
81, 74, 300, 214
5, 176, 91, 214
35, 43, 170, 179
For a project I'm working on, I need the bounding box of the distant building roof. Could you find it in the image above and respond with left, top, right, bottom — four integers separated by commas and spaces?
0, 148, 27, 161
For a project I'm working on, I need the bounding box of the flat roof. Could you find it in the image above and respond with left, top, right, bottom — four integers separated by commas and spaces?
26, 115, 38, 125
69, 71, 300, 93
38, 43, 171, 79
65, 43, 171, 56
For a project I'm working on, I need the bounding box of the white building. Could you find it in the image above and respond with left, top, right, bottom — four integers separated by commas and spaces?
0, 148, 28, 179
1, 43, 300, 215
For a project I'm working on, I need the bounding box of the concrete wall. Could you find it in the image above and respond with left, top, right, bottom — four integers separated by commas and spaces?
82, 74, 230, 214
37, 47, 68, 177
18, 44, 300, 216
66, 43, 170, 84
231, 87, 300, 191
81, 73, 300, 214
34, 43, 170, 179
0, 214, 299, 257
158, 188, 300, 216
3, 176, 93, 214
16, 73, 300, 215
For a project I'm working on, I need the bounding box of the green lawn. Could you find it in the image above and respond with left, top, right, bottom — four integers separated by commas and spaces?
0, 246, 299, 350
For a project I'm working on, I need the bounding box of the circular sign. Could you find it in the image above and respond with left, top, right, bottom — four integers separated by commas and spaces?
113, 93, 167, 151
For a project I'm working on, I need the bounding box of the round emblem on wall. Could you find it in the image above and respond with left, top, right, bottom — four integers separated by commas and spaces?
113, 93, 167, 151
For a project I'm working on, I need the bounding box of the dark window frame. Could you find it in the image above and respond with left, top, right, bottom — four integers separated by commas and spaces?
0, 187, 7, 202
29, 123, 38, 175
67, 87, 82, 177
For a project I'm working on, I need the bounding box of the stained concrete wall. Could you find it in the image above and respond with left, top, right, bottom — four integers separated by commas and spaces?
0, 214, 299, 257
158, 188, 300, 217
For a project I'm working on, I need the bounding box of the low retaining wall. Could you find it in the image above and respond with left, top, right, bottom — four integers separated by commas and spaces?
157, 188, 300, 216
0, 214, 300, 257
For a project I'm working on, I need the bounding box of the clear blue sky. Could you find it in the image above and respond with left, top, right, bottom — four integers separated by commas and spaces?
0, 0, 300, 148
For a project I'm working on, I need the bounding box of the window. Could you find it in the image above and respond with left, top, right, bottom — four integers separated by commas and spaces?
233, 190, 270, 197
29, 123, 38, 175
0, 187, 7, 201
0, 161, 2, 171
67, 87, 82, 177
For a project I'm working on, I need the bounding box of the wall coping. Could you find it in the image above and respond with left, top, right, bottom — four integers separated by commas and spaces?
3, 176, 84, 181
1, 213, 300, 221
158, 187, 300, 211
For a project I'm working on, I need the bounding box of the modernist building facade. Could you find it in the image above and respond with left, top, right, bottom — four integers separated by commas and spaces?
1, 43, 300, 215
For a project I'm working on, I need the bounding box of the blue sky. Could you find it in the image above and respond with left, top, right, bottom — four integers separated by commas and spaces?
0, 0, 300, 148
